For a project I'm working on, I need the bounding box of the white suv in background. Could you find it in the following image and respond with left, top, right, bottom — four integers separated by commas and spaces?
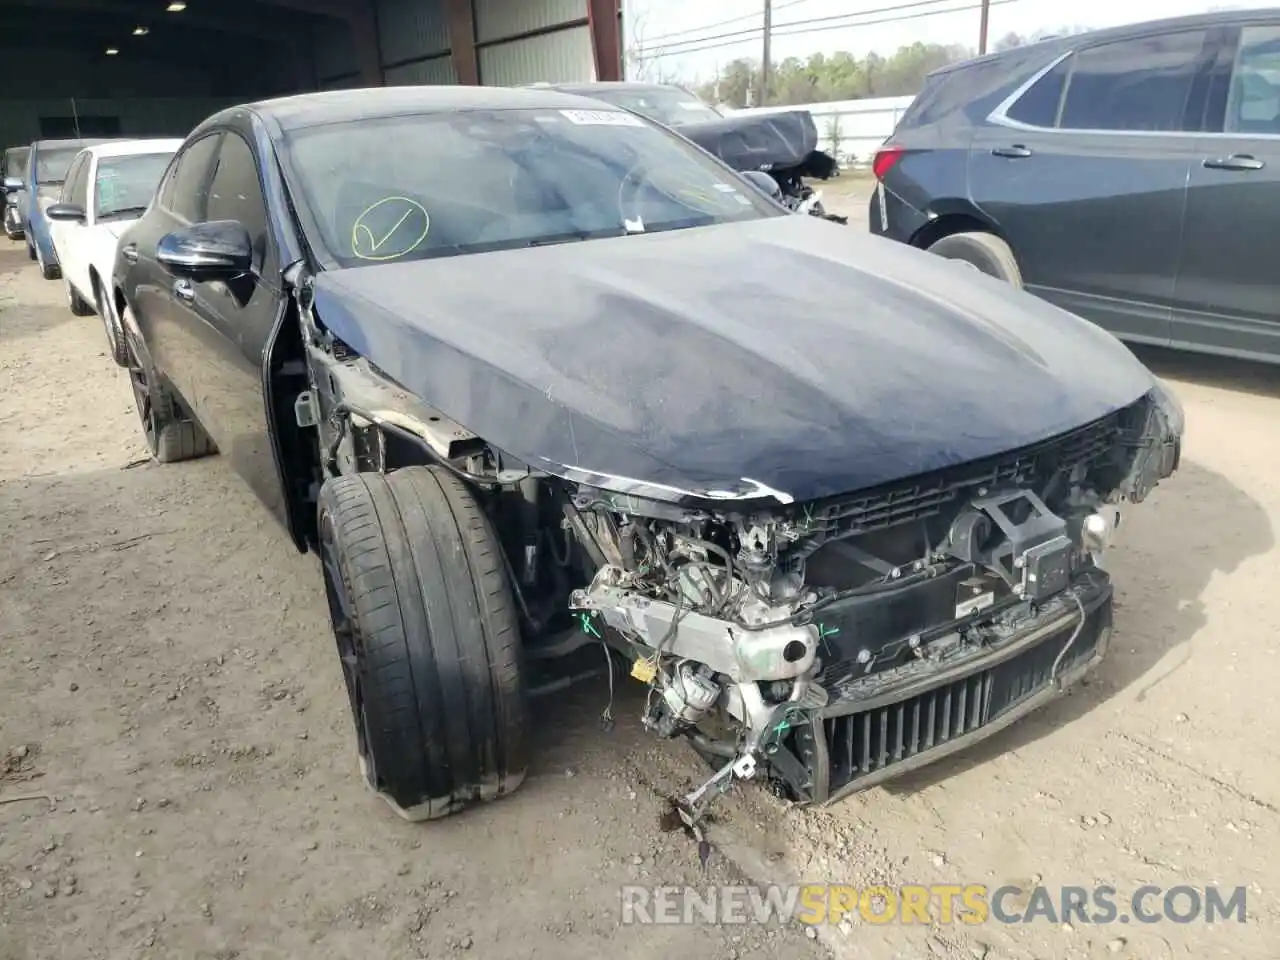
47, 138, 183, 364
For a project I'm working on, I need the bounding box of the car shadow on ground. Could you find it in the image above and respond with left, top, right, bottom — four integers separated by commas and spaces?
885, 452, 1272, 793
1131, 343, 1280, 400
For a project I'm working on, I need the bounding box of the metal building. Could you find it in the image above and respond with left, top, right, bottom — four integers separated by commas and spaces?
0, 0, 623, 148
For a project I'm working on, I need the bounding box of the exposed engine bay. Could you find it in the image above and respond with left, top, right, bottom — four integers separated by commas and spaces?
301, 294, 1181, 834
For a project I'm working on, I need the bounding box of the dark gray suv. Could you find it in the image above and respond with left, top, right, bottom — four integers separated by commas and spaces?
871, 10, 1280, 364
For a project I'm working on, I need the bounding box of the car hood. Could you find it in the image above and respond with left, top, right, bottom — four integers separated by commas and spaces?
311, 215, 1157, 505
100, 220, 134, 239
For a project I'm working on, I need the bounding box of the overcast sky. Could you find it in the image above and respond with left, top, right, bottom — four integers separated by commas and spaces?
625, 0, 1275, 82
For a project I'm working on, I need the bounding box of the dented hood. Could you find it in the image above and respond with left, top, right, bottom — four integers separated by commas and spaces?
311, 215, 1157, 505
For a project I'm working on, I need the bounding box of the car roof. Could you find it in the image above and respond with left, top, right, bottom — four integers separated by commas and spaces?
933, 7, 1280, 76
81, 138, 185, 160
32, 137, 116, 152
243, 85, 639, 133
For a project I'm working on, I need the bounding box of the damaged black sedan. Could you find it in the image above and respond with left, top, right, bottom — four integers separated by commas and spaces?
110, 86, 1182, 827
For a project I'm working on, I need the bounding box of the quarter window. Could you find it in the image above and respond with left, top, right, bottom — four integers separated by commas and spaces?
1225, 25, 1280, 134
1058, 31, 1209, 132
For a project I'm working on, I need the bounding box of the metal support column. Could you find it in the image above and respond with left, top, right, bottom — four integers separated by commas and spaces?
442, 0, 480, 85
587, 0, 622, 81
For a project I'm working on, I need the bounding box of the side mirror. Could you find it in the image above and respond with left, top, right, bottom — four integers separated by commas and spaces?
741, 170, 782, 202
45, 203, 86, 223
3, 176, 23, 193
157, 220, 252, 280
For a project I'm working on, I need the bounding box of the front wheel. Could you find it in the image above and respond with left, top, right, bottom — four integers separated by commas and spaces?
927, 231, 1023, 288
317, 466, 528, 821
96, 282, 129, 366
66, 278, 93, 316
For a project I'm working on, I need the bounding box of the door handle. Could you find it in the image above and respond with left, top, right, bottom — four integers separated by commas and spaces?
121, 243, 138, 263
1203, 154, 1265, 171
173, 278, 195, 303
991, 144, 1033, 159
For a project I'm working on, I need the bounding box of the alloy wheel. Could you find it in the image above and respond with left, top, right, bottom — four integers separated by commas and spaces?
320, 514, 376, 789
125, 341, 159, 455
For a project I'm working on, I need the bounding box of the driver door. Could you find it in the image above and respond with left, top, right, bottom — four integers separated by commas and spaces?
161, 130, 290, 527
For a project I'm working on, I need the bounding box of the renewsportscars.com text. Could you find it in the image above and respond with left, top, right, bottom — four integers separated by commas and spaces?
619, 884, 1248, 926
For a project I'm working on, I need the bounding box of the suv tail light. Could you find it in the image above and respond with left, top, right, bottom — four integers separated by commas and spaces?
872, 144, 905, 181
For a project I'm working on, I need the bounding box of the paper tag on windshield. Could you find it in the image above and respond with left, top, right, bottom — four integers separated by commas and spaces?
559, 109, 644, 127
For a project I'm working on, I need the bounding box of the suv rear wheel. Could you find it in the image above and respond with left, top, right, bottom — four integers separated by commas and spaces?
927, 231, 1023, 288
317, 466, 528, 821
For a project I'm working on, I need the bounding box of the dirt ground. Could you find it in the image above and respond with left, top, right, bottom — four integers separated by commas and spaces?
2, 217, 1278, 960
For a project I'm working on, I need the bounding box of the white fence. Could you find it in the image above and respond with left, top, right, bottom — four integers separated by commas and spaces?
722, 95, 916, 167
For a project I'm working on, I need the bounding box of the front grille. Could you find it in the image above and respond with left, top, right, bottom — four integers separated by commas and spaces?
799, 401, 1138, 541
823, 595, 1111, 794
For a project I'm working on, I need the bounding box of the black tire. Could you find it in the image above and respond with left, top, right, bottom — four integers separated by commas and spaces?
927, 231, 1023, 288
96, 281, 129, 367
66, 278, 93, 317
125, 333, 216, 463
317, 466, 527, 821
26, 236, 35, 261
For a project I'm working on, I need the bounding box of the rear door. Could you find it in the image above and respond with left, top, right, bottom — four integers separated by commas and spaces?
969, 28, 1217, 345
1171, 20, 1280, 362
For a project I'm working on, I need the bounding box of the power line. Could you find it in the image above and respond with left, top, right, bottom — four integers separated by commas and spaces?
644, 0, 815, 45
650, 0, 990, 53
638, 0, 1023, 59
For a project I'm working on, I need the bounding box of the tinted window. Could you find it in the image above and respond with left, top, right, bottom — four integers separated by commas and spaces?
1059, 31, 1208, 132
283, 107, 778, 269
206, 134, 268, 262
1006, 57, 1070, 126
95, 153, 174, 220
163, 134, 220, 223
59, 154, 88, 205
36, 146, 85, 184
1225, 25, 1280, 134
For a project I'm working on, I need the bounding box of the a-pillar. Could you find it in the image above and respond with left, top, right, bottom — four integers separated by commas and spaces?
587, 0, 622, 81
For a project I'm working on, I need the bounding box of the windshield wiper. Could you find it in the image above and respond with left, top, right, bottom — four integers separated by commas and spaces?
524, 227, 628, 247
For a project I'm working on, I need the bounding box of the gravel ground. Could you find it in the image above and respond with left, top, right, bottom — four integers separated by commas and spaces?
2, 226, 1278, 960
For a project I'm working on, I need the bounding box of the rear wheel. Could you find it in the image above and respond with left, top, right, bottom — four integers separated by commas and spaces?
125, 334, 215, 463
927, 231, 1023, 288
317, 466, 527, 821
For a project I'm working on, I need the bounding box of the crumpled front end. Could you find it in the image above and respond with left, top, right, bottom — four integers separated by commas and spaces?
567, 384, 1181, 819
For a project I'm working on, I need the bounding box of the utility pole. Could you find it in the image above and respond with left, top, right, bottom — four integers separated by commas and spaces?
978, 0, 990, 54
759, 0, 772, 107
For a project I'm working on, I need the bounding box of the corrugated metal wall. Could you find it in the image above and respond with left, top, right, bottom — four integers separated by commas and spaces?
473, 0, 584, 44
478, 27, 593, 85
313, 0, 597, 89
0, 98, 238, 151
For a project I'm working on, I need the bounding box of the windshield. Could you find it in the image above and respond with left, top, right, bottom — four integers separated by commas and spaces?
283, 107, 777, 268
589, 88, 722, 126
4, 148, 28, 179
36, 146, 84, 184
95, 153, 174, 220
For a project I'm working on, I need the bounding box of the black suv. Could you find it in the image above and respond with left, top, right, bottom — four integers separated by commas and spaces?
871, 10, 1280, 365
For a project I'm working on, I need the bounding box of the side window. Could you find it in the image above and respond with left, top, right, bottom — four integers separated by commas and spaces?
69, 157, 91, 209
1059, 30, 1209, 132
59, 154, 86, 205
207, 134, 269, 266
163, 134, 221, 223
1006, 57, 1071, 127
1225, 25, 1280, 134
